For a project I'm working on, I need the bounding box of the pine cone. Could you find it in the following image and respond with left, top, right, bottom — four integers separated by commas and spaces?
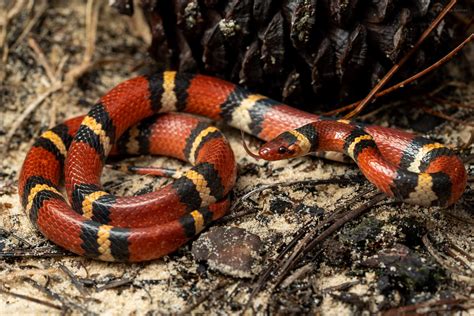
119, 0, 468, 111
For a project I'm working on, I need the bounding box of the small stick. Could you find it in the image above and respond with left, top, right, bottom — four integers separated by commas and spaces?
28, 37, 58, 84
383, 298, 467, 315
370, 34, 473, 102
0, 228, 32, 246
58, 264, 89, 296
428, 95, 474, 110
422, 234, 466, 275
23, 277, 95, 315
64, 0, 101, 87
0, 246, 69, 259
0, 287, 63, 310
321, 281, 360, 293
96, 278, 133, 291
10, 0, 48, 50
343, 0, 458, 119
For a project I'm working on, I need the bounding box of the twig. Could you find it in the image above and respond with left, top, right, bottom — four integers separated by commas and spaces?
0, 245, 70, 259
96, 278, 133, 291
243, 188, 374, 307
343, 0, 459, 119
0, 228, 32, 246
371, 34, 473, 103
449, 242, 474, 262
0, 287, 63, 311
58, 264, 89, 296
23, 277, 95, 315
428, 96, 474, 110
280, 263, 314, 288
10, 0, 48, 50
321, 280, 360, 293
325, 39, 472, 116
273, 188, 375, 267
444, 246, 473, 271
0, 268, 59, 284
383, 298, 467, 315
84, 0, 99, 63
422, 234, 466, 275
28, 37, 58, 84
422, 107, 474, 127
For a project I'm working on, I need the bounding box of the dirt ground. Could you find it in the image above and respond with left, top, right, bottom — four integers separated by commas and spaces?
0, 1, 473, 314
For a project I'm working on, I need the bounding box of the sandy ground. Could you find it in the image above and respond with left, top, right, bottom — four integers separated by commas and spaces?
0, 1, 473, 314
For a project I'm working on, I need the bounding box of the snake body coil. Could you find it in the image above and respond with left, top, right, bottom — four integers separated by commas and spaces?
19, 71, 467, 262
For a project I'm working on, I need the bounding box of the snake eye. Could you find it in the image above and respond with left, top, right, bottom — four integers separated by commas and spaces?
278, 146, 288, 154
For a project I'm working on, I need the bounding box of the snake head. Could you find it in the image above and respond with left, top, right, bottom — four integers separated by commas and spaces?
259, 131, 305, 161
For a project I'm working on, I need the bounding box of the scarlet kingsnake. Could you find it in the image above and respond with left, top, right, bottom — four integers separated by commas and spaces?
19, 71, 467, 262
